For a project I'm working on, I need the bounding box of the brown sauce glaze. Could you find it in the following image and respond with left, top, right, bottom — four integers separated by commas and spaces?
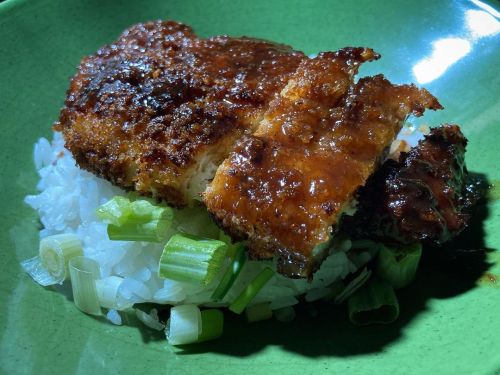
205, 54, 441, 277
56, 21, 305, 205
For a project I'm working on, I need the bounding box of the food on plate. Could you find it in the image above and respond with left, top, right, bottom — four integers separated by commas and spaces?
343, 125, 480, 244
23, 20, 479, 345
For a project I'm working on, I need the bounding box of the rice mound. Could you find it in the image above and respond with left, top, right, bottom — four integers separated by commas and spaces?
24, 129, 422, 311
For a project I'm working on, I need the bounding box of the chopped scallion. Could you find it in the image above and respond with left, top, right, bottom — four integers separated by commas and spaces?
245, 303, 273, 323
95, 276, 125, 309
229, 267, 274, 314
96, 196, 132, 226
198, 309, 224, 342
211, 243, 246, 301
347, 277, 399, 325
97, 196, 174, 242
107, 219, 171, 242
21, 233, 83, 286
335, 267, 372, 304
377, 243, 422, 289
158, 234, 227, 285
68, 256, 101, 315
166, 304, 202, 345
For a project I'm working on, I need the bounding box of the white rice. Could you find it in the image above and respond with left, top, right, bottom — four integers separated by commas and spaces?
24, 127, 421, 311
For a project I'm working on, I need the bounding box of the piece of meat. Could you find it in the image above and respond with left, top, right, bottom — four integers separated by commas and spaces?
343, 125, 477, 245
55, 21, 305, 206
204, 60, 442, 278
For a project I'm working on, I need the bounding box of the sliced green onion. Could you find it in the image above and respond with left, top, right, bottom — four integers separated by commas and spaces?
97, 196, 174, 242
245, 303, 273, 323
69, 256, 101, 316
377, 243, 422, 289
321, 280, 345, 302
107, 219, 171, 242
40, 234, 83, 282
96, 196, 132, 226
347, 277, 400, 325
158, 234, 227, 285
335, 267, 372, 304
20, 257, 55, 287
95, 276, 126, 309
229, 267, 274, 314
211, 243, 246, 301
198, 309, 224, 342
166, 304, 202, 345
21, 233, 83, 286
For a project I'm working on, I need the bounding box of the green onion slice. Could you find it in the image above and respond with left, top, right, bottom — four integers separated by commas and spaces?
69, 256, 102, 316
229, 267, 274, 314
166, 304, 202, 345
377, 243, 422, 289
211, 243, 246, 301
347, 277, 400, 325
335, 267, 372, 304
198, 309, 224, 343
95, 276, 126, 309
245, 303, 273, 323
96, 196, 133, 226
158, 234, 227, 286
21, 233, 83, 286
107, 219, 171, 242
97, 196, 174, 242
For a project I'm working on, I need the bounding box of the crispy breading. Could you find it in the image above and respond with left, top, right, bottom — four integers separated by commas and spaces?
204, 67, 442, 277
56, 21, 305, 206
57, 20, 446, 278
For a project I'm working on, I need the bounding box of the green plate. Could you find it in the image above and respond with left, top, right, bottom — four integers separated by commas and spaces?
1, 0, 499, 373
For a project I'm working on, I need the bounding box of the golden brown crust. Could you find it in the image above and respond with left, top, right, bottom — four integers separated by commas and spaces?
204, 65, 442, 277
56, 20, 304, 205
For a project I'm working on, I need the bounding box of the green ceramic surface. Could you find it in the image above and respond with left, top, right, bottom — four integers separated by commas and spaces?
1, 0, 499, 374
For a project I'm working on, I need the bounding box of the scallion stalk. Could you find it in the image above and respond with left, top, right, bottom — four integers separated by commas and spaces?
21, 233, 83, 286
96, 196, 133, 226
68, 256, 101, 315
158, 234, 227, 285
245, 303, 273, 323
166, 304, 202, 345
228, 267, 274, 314
95, 276, 125, 309
347, 277, 400, 325
107, 218, 171, 242
377, 243, 422, 289
198, 309, 224, 342
211, 243, 246, 301
97, 196, 174, 242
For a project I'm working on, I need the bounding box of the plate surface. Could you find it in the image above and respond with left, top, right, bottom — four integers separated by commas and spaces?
1, 0, 499, 374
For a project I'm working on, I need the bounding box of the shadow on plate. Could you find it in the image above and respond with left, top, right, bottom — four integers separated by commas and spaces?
175, 173, 495, 358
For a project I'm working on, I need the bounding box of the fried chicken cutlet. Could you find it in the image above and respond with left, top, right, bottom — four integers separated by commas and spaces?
56, 21, 305, 206
57, 20, 447, 278
204, 69, 442, 277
